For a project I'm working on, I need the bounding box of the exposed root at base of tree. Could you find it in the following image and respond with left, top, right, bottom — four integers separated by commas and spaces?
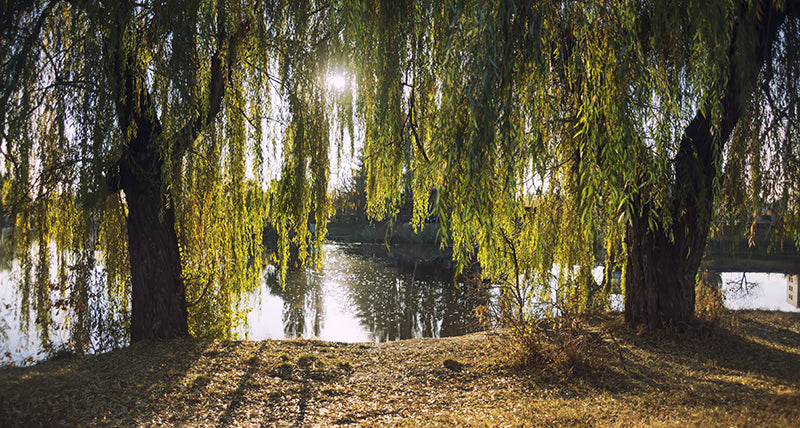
1, 310, 799, 427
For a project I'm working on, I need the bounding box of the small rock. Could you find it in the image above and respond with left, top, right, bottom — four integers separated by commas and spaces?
443, 358, 463, 371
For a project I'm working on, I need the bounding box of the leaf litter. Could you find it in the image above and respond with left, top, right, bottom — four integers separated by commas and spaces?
0, 310, 798, 427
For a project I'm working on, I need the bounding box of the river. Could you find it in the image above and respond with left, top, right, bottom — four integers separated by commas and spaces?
1, 243, 798, 366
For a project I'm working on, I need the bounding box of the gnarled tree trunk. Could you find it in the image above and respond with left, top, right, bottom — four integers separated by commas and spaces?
103, 4, 246, 341
624, 227, 698, 328
121, 153, 188, 341
624, 105, 718, 328
623, 0, 789, 328
623, 182, 710, 328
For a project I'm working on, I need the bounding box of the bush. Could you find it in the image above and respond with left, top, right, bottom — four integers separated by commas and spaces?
478, 292, 603, 376
695, 269, 729, 322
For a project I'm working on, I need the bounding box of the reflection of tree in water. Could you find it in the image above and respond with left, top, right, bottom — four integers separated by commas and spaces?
264, 268, 324, 339
725, 272, 761, 299
697, 268, 762, 317
262, 244, 491, 342
341, 253, 490, 342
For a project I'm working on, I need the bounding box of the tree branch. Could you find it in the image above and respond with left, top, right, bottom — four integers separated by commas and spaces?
186, 277, 213, 308
0, 0, 56, 143
173, 11, 250, 157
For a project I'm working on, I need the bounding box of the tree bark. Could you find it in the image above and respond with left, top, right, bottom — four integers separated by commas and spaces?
101, 4, 247, 341
624, 101, 720, 328
623, 0, 789, 328
124, 177, 189, 341
113, 71, 189, 340
624, 195, 707, 328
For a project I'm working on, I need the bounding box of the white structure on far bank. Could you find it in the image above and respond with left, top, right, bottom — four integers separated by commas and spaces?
788, 275, 799, 308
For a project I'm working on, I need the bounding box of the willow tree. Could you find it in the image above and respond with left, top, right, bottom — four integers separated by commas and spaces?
543, 0, 800, 327
617, 0, 800, 326
4, 0, 800, 351
0, 0, 336, 346
345, 0, 800, 328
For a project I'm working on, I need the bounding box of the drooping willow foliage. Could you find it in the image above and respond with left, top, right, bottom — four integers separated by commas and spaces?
720, 11, 800, 242
0, 0, 341, 349
343, 0, 800, 318
1, 0, 799, 350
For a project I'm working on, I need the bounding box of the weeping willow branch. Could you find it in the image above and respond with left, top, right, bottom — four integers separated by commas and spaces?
0, 1, 55, 130
403, 88, 430, 163
174, 16, 251, 157
186, 278, 213, 308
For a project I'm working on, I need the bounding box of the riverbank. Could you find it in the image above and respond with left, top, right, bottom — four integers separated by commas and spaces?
326, 222, 443, 246
1, 310, 799, 427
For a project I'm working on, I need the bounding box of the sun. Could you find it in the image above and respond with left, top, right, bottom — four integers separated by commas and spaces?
326, 72, 348, 91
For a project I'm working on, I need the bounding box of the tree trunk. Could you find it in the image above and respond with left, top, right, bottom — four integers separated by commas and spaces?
100, 4, 247, 341
106, 43, 190, 341
624, 209, 706, 328
118, 116, 189, 341
623, 0, 788, 328
624, 105, 718, 328
124, 180, 188, 341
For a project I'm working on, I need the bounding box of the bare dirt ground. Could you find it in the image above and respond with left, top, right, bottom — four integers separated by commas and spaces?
1, 310, 799, 427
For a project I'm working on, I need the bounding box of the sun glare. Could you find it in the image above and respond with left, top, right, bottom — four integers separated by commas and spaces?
326, 72, 347, 91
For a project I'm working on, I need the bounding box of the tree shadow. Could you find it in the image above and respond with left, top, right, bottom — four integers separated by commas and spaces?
204, 340, 353, 427
216, 341, 270, 427
0, 338, 210, 427
733, 310, 800, 350
508, 312, 800, 414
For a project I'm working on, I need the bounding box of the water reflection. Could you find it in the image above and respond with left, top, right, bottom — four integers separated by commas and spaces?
264, 267, 324, 339
251, 243, 489, 342
4, 242, 799, 366
725, 272, 761, 300
342, 264, 480, 342
716, 271, 800, 312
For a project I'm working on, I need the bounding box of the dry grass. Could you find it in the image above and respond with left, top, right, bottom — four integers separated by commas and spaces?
1, 310, 799, 427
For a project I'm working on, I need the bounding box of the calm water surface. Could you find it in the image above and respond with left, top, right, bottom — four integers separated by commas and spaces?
1, 243, 798, 366
241, 243, 486, 342
719, 271, 800, 312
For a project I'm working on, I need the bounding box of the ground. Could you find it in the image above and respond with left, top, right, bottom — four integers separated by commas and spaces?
1, 310, 799, 427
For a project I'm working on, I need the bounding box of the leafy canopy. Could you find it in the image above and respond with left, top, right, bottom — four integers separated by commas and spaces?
347, 0, 800, 312
1, 0, 798, 348
0, 0, 346, 349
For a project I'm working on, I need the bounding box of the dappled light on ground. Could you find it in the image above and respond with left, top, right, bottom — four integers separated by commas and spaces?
1, 311, 798, 426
